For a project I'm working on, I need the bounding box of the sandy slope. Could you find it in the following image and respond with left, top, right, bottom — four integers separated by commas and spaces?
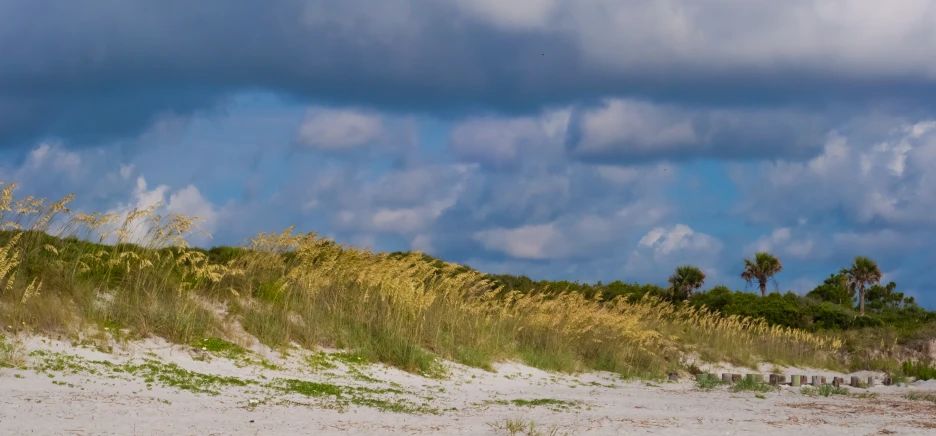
2, 335, 935, 435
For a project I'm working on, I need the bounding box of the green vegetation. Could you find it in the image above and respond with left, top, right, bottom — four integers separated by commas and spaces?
905, 391, 936, 403
667, 265, 706, 300
482, 398, 580, 412
695, 374, 724, 390
846, 256, 883, 316
800, 384, 850, 397
741, 252, 783, 298
491, 261, 932, 337
0, 180, 931, 380
730, 377, 777, 393
492, 261, 934, 372
901, 360, 936, 381
194, 337, 247, 360
508, 398, 577, 408
1, 334, 25, 369
488, 418, 568, 436
305, 351, 338, 371
27, 348, 437, 414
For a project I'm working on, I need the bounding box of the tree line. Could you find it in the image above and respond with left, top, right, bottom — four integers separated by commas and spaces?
669, 252, 885, 316
484, 252, 933, 334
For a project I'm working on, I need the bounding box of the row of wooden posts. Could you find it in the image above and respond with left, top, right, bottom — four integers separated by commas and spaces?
670, 371, 900, 387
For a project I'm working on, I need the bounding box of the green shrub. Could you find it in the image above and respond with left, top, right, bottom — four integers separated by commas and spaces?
731, 377, 776, 393
695, 373, 724, 390
901, 360, 936, 381
801, 384, 849, 397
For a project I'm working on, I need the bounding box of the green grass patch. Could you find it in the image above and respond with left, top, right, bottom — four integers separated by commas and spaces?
305, 351, 338, 371
1, 334, 26, 369
509, 398, 578, 408
730, 377, 776, 393
28, 348, 438, 415
695, 373, 724, 390
488, 418, 568, 436
800, 384, 849, 397
273, 376, 436, 414
902, 360, 936, 381
905, 391, 936, 403
193, 337, 247, 359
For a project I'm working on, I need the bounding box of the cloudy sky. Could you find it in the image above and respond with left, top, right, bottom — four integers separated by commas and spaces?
3, 0, 936, 306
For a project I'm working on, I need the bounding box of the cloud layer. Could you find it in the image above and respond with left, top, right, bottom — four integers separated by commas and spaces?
5, 1, 936, 148
4, 2, 936, 306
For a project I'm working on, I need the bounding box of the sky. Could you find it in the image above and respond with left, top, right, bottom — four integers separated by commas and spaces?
3, 0, 936, 306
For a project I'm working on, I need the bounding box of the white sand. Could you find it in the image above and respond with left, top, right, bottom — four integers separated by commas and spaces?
2, 335, 935, 435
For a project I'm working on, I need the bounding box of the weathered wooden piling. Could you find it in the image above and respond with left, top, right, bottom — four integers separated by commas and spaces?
820, 376, 827, 384
850, 376, 860, 387
732, 373, 742, 383
883, 376, 893, 386
791, 375, 801, 387
867, 376, 875, 387
668, 372, 679, 381
832, 377, 841, 387
722, 373, 732, 384
811, 376, 820, 386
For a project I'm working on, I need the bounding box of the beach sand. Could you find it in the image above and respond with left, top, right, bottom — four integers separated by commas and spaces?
2, 335, 935, 435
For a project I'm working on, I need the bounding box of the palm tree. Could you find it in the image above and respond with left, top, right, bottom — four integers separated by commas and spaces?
846, 256, 882, 316
741, 252, 783, 297
668, 265, 706, 300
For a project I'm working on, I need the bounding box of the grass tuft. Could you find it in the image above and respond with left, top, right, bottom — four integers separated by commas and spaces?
800, 384, 850, 397
905, 391, 936, 403
695, 373, 724, 390
488, 418, 568, 436
0, 334, 26, 369
730, 377, 777, 393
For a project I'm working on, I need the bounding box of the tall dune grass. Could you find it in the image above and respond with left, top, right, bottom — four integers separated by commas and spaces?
0, 180, 842, 377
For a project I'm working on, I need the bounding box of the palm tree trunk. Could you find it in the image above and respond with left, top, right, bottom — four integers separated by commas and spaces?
859, 287, 865, 316
759, 280, 766, 297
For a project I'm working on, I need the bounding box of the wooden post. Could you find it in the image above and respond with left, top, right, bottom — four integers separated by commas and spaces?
850, 376, 860, 387
820, 376, 827, 384
722, 373, 732, 384
811, 376, 820, 386
791, 375, 801, 387
883, 376, 892, 386
669, 372, 678, 381
867, 376, 874, 387
754, 374, 764, 383
732, 374, 742, 383
832, 377, 841, 387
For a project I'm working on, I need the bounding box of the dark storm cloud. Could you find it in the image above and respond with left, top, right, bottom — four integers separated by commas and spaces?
5, 0, 936, 148
563, 101, 838, 163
